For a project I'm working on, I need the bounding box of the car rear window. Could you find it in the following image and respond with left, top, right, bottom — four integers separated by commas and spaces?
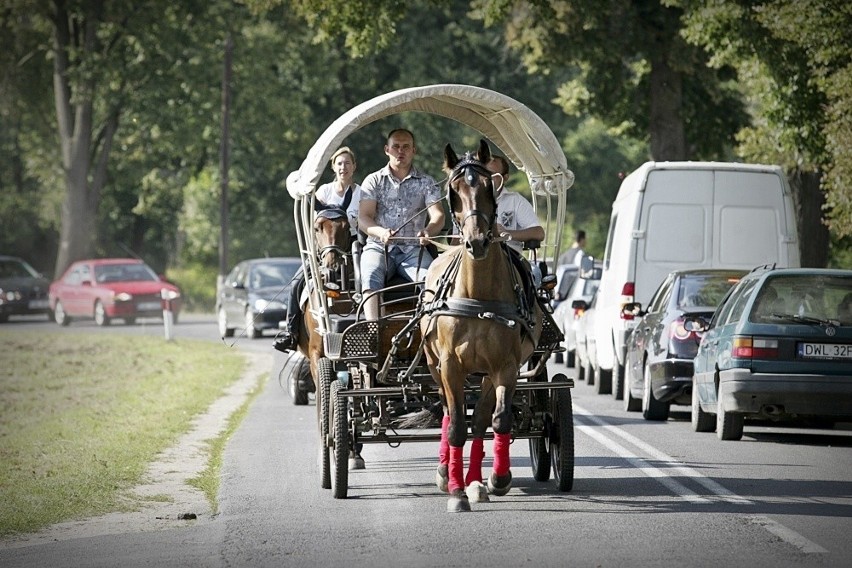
750, 274, 852, 324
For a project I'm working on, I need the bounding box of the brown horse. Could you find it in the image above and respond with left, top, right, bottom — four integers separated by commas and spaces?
295, 206, 362, 481
420, 139, 543, 512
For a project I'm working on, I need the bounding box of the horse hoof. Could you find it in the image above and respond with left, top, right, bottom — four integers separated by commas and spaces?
465, 480, 490, 503
348, 455, 365, 470
488, 471, 512, 497
436, 464, 449, 493
447, 491, 471, 513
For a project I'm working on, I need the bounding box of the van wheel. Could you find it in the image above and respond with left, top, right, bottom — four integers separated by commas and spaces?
611, 362, 624, 400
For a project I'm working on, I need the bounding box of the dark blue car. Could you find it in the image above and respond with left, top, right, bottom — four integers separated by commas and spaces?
691, 266, 852, 440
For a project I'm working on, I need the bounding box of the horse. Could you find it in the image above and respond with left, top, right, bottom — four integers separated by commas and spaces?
419, 139, 543, 512
295, 204, 364, 471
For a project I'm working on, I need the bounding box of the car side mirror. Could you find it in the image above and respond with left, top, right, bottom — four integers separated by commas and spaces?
683, 316, 710, 333
571, 299, 589, 310
622, 301, 643, 318
579, 255, 596, 279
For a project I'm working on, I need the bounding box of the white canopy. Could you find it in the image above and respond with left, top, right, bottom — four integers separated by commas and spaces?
286, 84, 574, 199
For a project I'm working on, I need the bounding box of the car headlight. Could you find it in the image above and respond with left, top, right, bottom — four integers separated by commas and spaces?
115, 292, 133, 302
3, 289, 22, 301
264, 300, 285, 310
161, 289, 180, 300
253, 299, 270, 311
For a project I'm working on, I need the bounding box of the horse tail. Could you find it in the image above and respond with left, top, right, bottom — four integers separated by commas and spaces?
396, 400, 444, 429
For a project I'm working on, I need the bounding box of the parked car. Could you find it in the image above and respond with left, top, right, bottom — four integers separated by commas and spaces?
623, 269, 746, 419
691, 266, 852, 440
593, 161, 800, 402
49, 258, 181, 326
0, 255, 51, 322
551, 263, 579, 310
217, 257, 301, 339
572, 290, 599, 389
553, 261, 602, 367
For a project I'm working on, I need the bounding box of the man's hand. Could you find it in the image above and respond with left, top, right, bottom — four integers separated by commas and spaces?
493, 222, 511, 241
417, 229, 430, 246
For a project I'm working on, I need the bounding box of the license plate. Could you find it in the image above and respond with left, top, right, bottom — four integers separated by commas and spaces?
137, 301, 162, 311
28, 299, 49, 309
797, 342, 852, 360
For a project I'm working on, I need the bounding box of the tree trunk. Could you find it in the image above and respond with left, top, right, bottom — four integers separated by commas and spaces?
648, 55, 686, 161
51, 1, 118, 278
789, 169, 828, 267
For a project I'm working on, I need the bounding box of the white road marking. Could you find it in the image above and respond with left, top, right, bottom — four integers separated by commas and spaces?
573, 403, 828, 554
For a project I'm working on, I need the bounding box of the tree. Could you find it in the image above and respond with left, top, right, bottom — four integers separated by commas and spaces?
470, 0, 748, 162
669, 0, 852, 264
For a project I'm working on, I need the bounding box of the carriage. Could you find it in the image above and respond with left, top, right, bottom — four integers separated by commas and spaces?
285, 84, 576, 505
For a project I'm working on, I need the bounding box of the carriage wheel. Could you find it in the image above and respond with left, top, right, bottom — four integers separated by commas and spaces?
528, 356, 551, 481
318, 357, 334, 490
550, 373, 575, 492
329, 379, 350, 499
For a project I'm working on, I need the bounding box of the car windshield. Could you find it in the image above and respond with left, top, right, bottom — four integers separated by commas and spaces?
249, 262, 299, 289
677, 274, 742, 308
94, 263, 158, 283
0, 259, 39, 279
751, 274, 852, 325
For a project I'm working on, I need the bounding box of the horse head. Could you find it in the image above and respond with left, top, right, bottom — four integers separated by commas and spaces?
443, 139, 497, 260
313, 206, 351, 272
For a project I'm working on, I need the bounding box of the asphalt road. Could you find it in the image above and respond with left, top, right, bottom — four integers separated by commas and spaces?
2, 314, 851, 567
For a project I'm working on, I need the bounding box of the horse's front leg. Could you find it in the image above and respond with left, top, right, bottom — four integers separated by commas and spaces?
465, 378, 495, 503
441, 361, 470, 513
488, 378, 516, 497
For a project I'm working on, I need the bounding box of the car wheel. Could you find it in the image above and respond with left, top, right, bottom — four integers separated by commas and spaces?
54, 301, 70, 326
691, 378, 715, 432
245, 309, 260, 339
641, 363, 669, 421
566, 350, 576, 369
716, 403, 744, 440
94, 300, 110, 326
584, 356, 594, 386
623, 366, 641, 412
611, 361, 624, 400
594, 367, 611, 395
218, 307, 234, 338
577, 355, 586, 382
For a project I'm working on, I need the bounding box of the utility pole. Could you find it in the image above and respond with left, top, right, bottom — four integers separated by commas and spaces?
218, 34, 232, 289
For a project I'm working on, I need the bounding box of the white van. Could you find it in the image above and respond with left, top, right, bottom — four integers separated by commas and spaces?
591, 161, 800, 396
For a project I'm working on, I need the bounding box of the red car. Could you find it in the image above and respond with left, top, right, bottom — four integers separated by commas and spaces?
49, 258, 181, 326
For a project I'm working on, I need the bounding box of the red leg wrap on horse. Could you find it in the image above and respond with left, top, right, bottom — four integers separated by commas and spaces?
492, 432, 511, 476
439, 415, 451, 465
448, 445, 465, 493
465, 437, 485, 486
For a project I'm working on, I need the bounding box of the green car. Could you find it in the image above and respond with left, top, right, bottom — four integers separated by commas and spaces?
690, 266, 852, 440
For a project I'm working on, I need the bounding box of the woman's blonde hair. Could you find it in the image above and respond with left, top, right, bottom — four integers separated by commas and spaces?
330, 146, 356, 165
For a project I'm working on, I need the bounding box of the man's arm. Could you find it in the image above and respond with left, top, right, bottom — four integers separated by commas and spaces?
422, 201, 446, 239
359, 199, 393, 243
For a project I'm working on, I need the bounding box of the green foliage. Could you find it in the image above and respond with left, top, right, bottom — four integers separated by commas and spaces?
167, 261, 220, 313
670, 0, 852, 238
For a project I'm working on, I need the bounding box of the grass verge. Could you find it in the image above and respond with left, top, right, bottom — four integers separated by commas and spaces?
0, 330, 245, 537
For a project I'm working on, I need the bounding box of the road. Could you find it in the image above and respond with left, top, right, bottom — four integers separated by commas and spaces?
2, 314, 851, 567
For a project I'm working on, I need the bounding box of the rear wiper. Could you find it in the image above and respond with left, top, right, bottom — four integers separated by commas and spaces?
769, 313, 840, 327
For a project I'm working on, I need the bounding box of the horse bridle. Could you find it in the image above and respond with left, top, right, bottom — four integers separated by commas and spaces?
314, 208, 351, 265
447, 154, 497, 242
